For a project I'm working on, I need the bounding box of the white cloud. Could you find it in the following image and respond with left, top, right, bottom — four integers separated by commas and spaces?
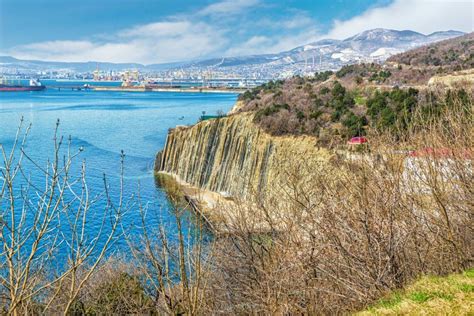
4, 0, 471, 64
4, 0, 317, 63
327, 0, 473, 39
6, 20, 228, 64
224, 30, 320, 56
282, 16, 314, 30
121, 21, 193, 38
224, 36, 272, 56
19, 41, 95, 55
198, 0, 260, 16
223, 11, 321, 56
256, 13, 316, 31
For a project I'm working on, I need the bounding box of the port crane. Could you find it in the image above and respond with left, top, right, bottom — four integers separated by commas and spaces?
93, 63, 100, 81
121, 70, 140, 87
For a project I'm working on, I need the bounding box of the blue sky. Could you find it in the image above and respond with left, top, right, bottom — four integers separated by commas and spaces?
0, 0, 472, 64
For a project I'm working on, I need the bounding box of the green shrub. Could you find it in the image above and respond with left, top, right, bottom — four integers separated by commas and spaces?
255, 103, 290, 120
343, 112, 368, 137
336, 65, 357, 78
296, 110, 305, 121
310, 110, 323, 120
320, 86, 330, 95
85, 273, 152, 314
314, 70, 333, 82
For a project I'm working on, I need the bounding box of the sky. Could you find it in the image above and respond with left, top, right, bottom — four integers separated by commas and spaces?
0, 0, 472, 64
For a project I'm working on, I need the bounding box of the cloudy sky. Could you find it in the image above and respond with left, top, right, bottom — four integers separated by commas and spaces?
0, 0, 472, 64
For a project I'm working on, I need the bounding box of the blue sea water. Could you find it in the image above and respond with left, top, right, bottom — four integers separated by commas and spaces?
0, 86, 237, 260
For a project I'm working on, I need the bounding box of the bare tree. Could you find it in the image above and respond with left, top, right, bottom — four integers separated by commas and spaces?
0, 119, 126, 315
127, 175, 210, 315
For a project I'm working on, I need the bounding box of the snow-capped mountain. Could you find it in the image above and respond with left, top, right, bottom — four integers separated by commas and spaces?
170, 29, 465, 77
263, 29, 464, 65
0, 29, 466, 77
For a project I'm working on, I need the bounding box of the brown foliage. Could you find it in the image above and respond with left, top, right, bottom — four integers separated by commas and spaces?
388, 32, 474, 69
202, 95, 473, 314
2, 91, 471, 315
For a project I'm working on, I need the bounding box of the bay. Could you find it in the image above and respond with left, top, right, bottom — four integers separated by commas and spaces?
0, 85, 237, 258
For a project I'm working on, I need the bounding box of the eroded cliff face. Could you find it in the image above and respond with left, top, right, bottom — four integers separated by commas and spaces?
157, 112, 331, 201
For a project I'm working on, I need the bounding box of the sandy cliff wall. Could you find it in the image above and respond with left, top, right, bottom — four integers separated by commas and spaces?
157, 113, 330, 201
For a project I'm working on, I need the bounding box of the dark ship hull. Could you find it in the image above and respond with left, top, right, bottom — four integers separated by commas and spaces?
0, 84, 46, 92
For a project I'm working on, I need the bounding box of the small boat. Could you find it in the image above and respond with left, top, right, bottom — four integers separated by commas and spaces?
0, 79, 46, 92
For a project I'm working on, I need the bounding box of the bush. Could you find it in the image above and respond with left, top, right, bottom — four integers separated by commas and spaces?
343, 112, 368, 137
314, 70, 333, 82
296, 110, 305, 121
310, 110, 323, 120
85, 273, 151, 315
255, 103, 290, 120
332, 81, 346, 98
320, 86, 330, 95
336, 65, 357, 78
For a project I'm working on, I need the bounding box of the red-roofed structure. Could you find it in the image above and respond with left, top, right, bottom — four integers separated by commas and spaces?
347, 136, 368, 145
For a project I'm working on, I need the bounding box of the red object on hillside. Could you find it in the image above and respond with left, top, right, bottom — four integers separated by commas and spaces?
348, 136, 368, 145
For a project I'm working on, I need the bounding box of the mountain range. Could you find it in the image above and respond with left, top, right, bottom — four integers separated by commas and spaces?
184, 29, 465, 77
0, 29, 465, 77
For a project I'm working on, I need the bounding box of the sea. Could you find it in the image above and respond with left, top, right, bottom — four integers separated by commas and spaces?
0, 80, 237, 262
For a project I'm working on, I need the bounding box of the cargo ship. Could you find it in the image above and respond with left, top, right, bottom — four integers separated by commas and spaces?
0, 79, 46, 92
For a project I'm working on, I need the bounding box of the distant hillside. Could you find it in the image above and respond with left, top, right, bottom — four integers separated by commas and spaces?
0, 56, 194, 73
0, 29, 465, 77
388, 32, 474, 69
184, 29, 464, 77
232, 34, 474, 144
190, 29, 464, 68
0, 56, 147, 73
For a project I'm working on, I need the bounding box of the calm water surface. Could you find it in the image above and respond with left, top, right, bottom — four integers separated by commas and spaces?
0, 86, 237, 255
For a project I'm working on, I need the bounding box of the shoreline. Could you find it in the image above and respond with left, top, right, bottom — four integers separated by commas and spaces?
92, 86, 246, 94
156, 171, 236, 234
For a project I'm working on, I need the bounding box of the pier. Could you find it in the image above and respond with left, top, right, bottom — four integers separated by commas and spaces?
92, 86, 247, 94
45, 85, 247, 94
47, 86, 92, 91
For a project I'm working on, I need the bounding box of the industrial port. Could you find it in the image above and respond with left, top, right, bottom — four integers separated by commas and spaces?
1, 68, 259, 93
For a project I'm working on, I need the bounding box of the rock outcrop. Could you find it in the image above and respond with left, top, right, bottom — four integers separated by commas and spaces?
157, 112, 330, 201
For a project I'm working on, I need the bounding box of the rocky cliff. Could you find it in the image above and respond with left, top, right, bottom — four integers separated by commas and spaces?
157, 112, 330, 201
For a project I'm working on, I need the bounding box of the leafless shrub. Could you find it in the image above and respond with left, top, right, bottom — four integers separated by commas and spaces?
2, 88, 470, 314
0, 119, 126, 315
126, 175, 211, 315
203, 90, 473, 314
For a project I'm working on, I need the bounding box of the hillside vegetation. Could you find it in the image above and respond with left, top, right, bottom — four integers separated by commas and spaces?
237, 75, 471, 145
388, 32, 474, 69
235, 33, 473, 144
157, 97, 469, 314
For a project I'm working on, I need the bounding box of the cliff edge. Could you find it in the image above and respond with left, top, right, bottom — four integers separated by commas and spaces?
156, 112, 330, 204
